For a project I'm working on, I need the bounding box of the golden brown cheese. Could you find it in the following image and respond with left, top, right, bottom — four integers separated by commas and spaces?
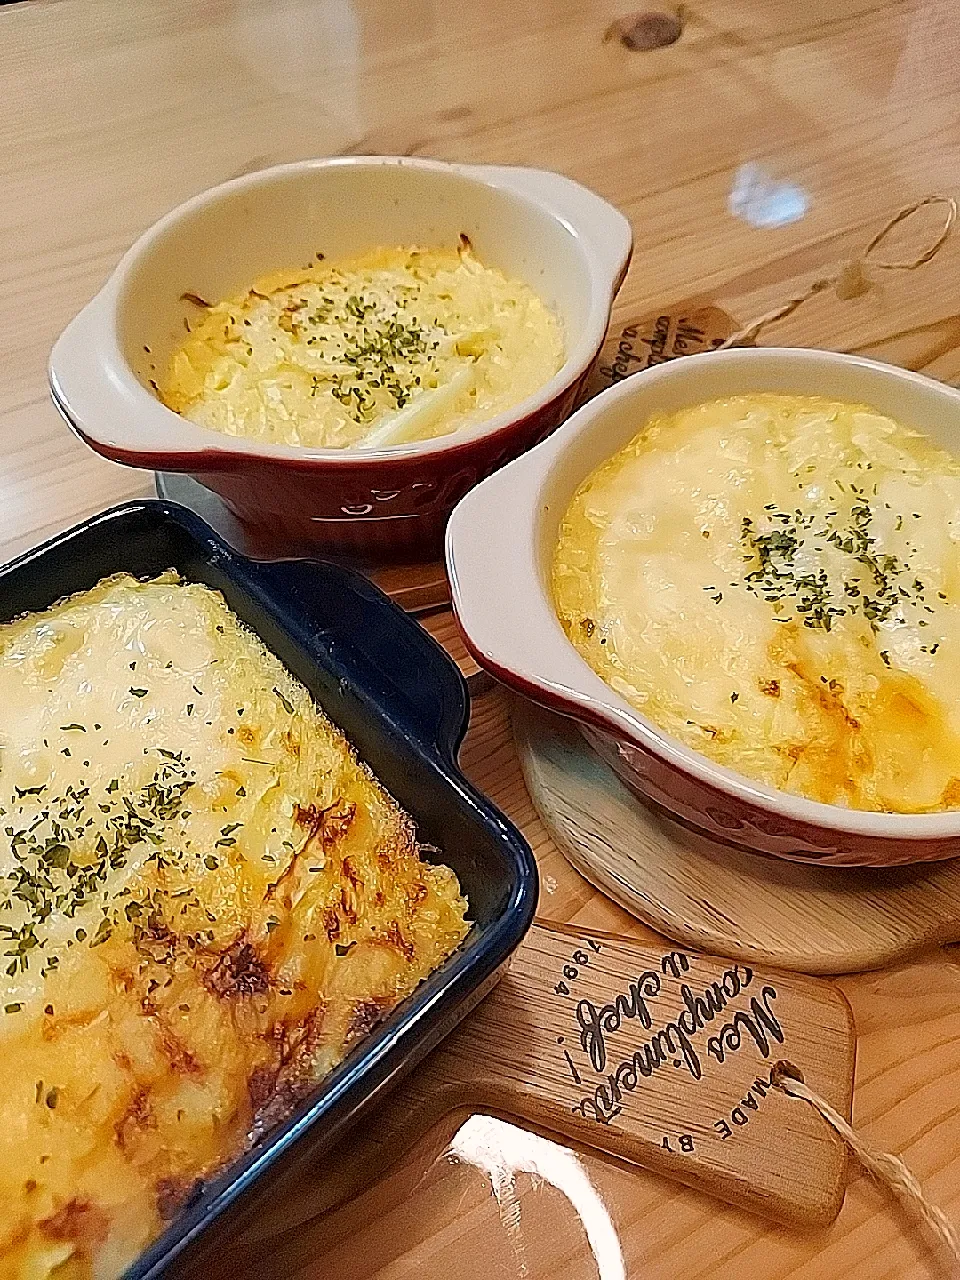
159, 242, 564, 450
554, 394, 960, 812
0, 574, 468, 1279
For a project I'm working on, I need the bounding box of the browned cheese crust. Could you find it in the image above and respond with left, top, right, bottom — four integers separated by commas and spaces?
0, 574, 469, 1279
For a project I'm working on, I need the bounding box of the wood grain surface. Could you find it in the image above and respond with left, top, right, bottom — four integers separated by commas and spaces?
7, 0, 960, 1275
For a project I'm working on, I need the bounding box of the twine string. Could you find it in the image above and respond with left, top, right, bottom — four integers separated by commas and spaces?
718, 195, 957, 350
862, 194, 957, 269
770, 1061, 960, 1267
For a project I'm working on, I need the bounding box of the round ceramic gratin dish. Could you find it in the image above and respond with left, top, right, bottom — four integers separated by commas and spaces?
48, 157, 632, 560
447, 346, 960, 867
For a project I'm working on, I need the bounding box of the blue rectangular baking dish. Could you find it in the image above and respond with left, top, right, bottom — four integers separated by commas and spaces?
0, 499, 537, 1279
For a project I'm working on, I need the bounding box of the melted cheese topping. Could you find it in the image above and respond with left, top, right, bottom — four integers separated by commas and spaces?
0, 574, 468, 1280
159, 242, 564, 450
553, 394, 960, 812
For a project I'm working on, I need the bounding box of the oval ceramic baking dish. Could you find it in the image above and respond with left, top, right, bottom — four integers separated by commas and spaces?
48, 158, 632, 560
0, 500, 537, 1276
446, 347, 960, 867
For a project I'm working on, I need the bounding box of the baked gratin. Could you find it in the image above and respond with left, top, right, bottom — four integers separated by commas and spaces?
554, 394, 960, 813
159, 240, 564, 450
0, 573, 468, 1279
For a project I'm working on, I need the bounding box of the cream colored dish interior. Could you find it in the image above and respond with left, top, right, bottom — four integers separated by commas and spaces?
76, 160, 624, 460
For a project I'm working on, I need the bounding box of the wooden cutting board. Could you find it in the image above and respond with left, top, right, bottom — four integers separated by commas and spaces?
315, 919, 855, 1229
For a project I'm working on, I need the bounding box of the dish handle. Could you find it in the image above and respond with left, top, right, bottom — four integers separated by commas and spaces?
251, 559, 470, 766
458, 164, 633, 292
49, 293, 209, 458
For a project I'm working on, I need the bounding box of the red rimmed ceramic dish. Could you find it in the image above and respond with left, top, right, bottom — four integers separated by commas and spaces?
446, 347, 960, 867
48, 157, 631, 560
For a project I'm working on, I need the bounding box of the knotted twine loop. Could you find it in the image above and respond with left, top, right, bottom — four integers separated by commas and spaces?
771, 1061, 960, 1267
718, 194, 957, 350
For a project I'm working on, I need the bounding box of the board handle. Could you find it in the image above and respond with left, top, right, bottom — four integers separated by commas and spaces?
310, 921, 856, 1228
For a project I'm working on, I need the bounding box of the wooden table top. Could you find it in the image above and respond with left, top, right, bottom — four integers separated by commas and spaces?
6, 0, 960, 1275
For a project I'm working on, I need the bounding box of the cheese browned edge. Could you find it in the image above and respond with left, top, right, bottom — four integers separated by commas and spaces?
159, 243, 565, 450
554, 394, 960, 812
